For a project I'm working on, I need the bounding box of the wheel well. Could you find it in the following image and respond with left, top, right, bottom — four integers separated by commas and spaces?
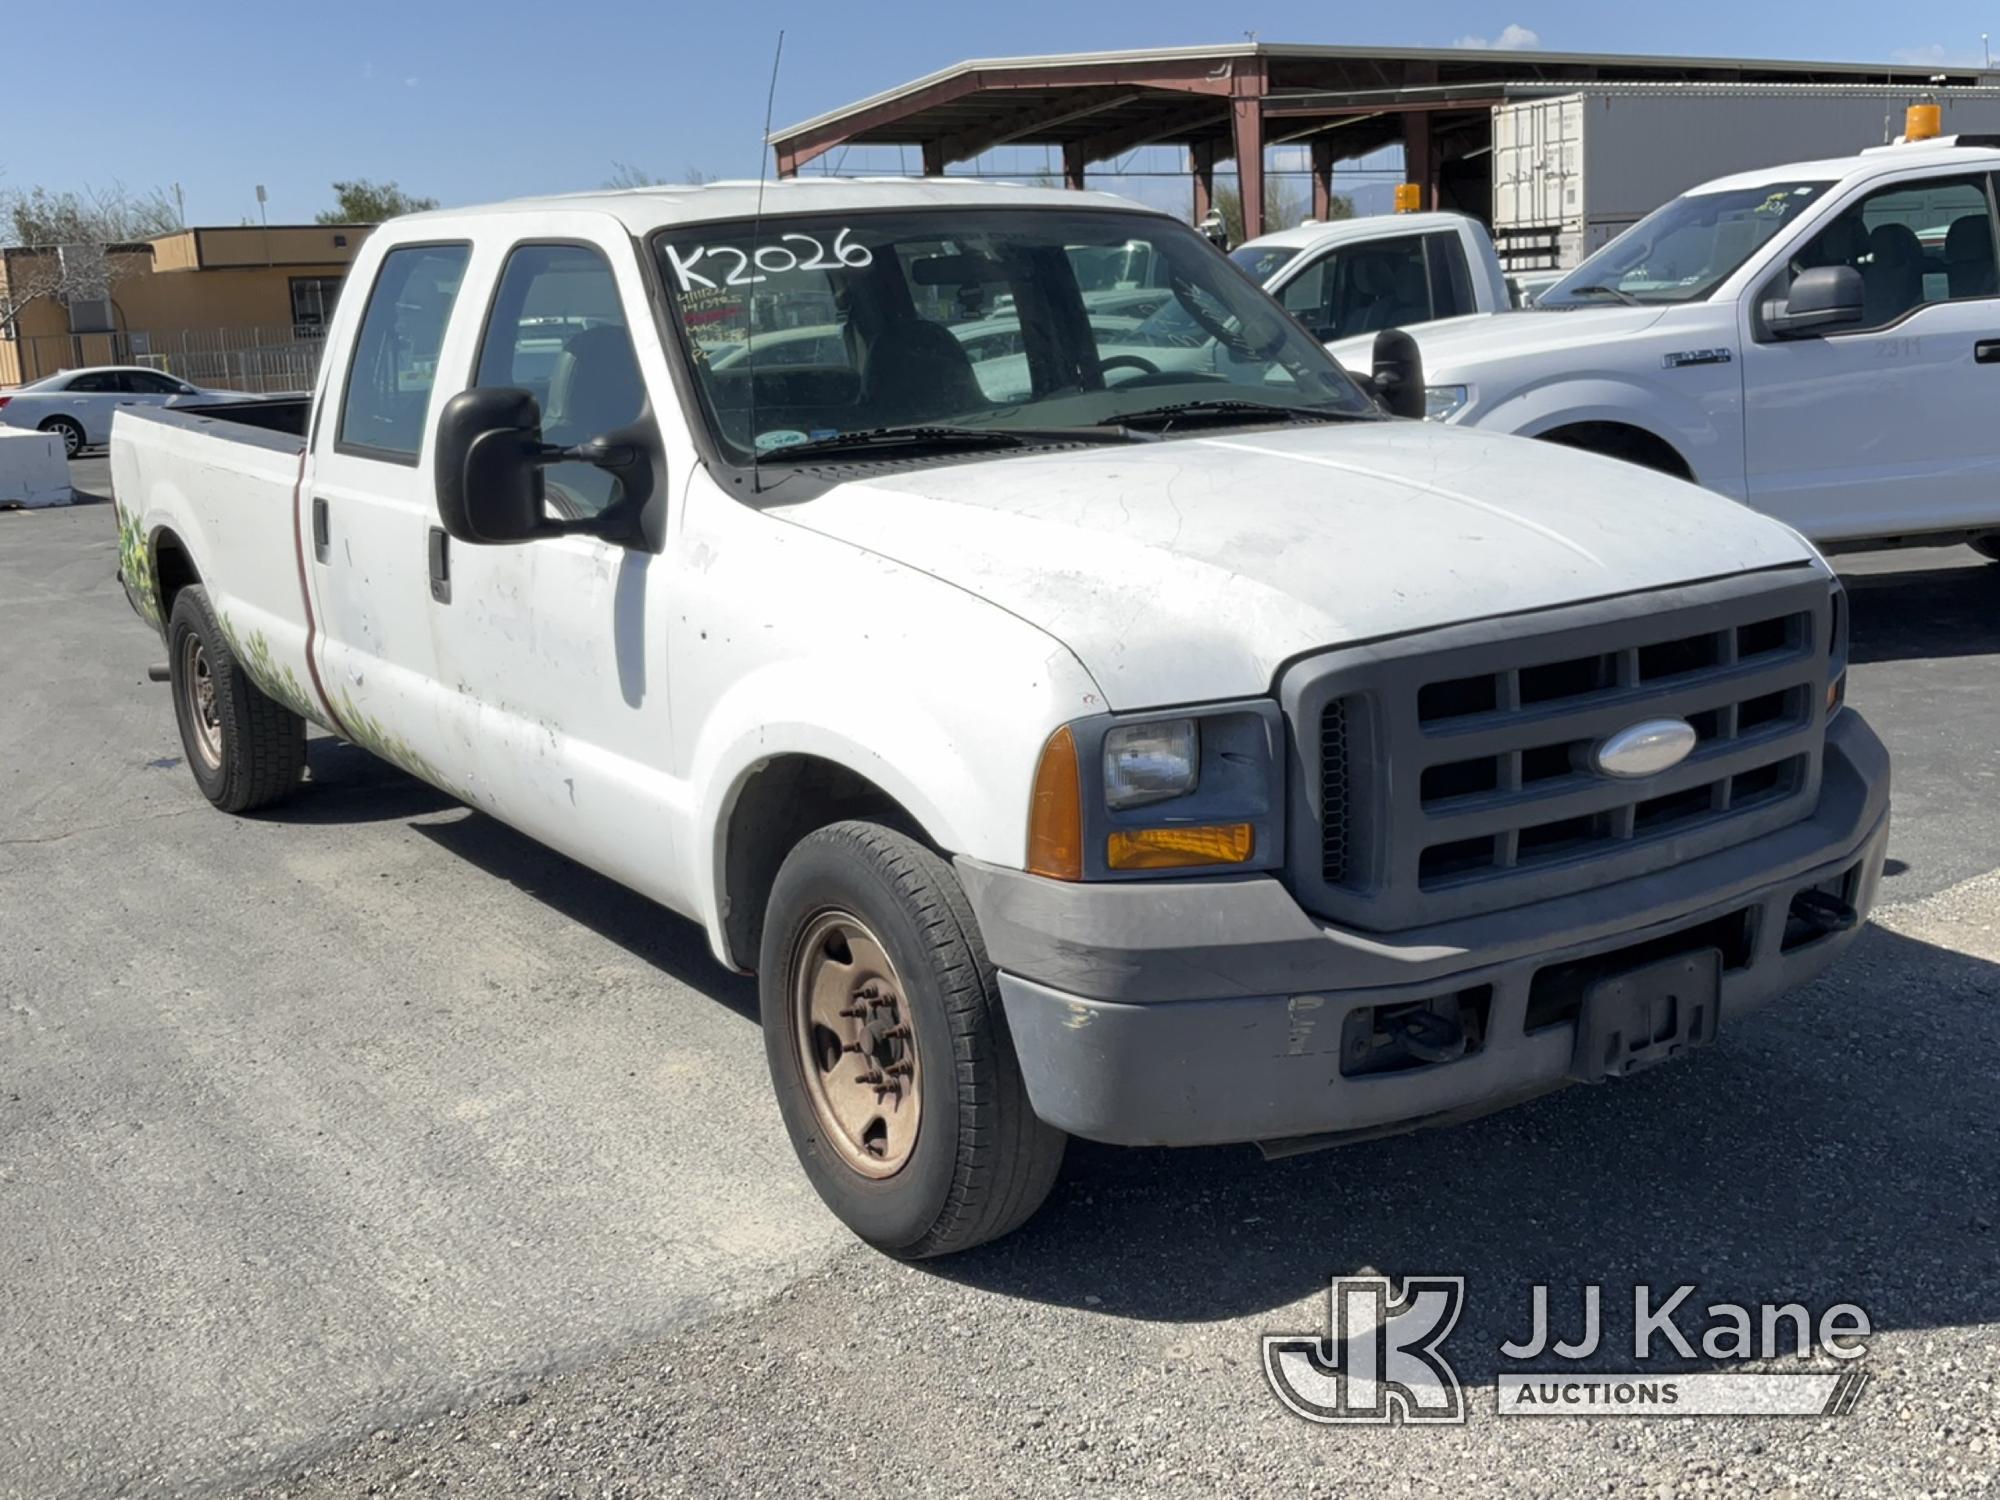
1538, 421, 1694, 481
38, 414, 80, 431
721, 755, 924, 972
152, 528, 201, 618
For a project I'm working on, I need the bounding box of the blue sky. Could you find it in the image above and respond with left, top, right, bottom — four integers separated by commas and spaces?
5, 1, 1992, 227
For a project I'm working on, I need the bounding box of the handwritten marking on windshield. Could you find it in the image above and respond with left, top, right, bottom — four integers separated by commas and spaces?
665, 229, 873, 291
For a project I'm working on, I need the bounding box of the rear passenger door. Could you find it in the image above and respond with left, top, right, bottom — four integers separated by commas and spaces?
1740, 169, 2000, 541
305, 240, 475, 784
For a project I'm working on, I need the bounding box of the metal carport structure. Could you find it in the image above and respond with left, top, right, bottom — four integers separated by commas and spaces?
769, 43, 1987, 239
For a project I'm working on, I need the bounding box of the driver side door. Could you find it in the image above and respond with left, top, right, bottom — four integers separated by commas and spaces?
421, 225, 692, 909
1740, 169, 2000, 541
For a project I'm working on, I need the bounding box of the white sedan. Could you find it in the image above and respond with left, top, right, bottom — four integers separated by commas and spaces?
0, 367, 256, 456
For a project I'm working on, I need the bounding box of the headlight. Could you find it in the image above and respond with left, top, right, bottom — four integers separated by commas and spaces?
1424, 384, 1470, 422
1103, 719, 1198, 809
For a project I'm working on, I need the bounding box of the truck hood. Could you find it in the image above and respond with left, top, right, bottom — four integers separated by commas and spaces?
771, 421, 1815, 710
1328, 305, 1672, 378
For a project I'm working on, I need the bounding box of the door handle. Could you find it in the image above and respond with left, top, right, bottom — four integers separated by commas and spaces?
1976, 340, 2000, 364
311, 497, 331, 564
427, 526, 451, 605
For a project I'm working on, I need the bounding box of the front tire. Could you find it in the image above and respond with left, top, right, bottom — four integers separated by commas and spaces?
166, 585, 306, 812
40, 416, 84, 457
759, 821, 1065, 1258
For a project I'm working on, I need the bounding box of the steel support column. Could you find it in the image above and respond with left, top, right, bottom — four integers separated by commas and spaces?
1230, 58, 1268, 240
1190, 139, 1217, 224
1310, 137, 1336, 221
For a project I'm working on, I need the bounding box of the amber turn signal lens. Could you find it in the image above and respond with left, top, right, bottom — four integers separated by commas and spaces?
1827, 674, 1846, 714
1106, 823, 1255, 871
1026, 725, 1084, 880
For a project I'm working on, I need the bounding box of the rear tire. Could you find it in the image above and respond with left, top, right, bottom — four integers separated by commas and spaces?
166, 585, 306, 812
39, 416, 84, 457
759, 820, 1066, 1258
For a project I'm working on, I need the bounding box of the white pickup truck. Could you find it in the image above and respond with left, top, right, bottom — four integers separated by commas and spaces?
1330, 137, 2000, 553
111, 179, 1888, 1257
1230, 210, 1515, 344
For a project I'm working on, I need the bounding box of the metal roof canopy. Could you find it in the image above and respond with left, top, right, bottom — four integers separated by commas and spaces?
769, 42, 1993, 238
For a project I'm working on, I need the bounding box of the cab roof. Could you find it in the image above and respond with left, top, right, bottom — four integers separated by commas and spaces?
1236, 211, 1477, 253
390, 176, 1159, 234
1689, 138, 2000, 196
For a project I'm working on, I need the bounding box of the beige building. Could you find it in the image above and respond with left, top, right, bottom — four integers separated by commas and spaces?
0, 223, 374, 389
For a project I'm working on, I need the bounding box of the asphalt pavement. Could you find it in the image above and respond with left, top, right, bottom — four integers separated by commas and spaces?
2, 458, 1996, 1499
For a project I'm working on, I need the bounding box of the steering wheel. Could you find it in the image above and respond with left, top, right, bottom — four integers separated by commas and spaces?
1097, 354, 1161, 378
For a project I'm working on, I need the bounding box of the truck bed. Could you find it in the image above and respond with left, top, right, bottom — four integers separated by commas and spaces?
110, 402, 323, 730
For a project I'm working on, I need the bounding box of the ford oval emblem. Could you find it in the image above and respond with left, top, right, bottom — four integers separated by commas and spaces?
1591, 718, 1697, 779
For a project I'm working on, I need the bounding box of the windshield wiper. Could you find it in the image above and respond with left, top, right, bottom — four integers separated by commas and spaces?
757, 423, 1146, 462
1558, 283, 1643, 306
1098, 399, 1362, 433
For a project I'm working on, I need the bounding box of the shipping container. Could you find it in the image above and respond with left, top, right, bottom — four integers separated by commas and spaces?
1489, 84, 2000, 271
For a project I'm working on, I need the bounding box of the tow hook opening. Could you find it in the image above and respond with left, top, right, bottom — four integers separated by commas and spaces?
1340, 986, 1490, 1078
1782, 867, 1861, 952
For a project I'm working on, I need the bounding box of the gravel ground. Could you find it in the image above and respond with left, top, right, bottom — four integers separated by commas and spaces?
244, 869, 2000, 1499
4, 461, 1998, 1499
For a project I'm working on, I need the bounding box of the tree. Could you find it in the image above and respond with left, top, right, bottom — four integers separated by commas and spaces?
316, 180, 438, 224
1211, 178, 1351, 246
0, 181, 183, 335
4, 182, 181, 247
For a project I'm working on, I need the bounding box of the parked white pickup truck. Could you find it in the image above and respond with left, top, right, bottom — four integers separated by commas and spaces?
1329, 137, 2000, 552
111, 179, 1888, 1256
1231, 210, 1515, 344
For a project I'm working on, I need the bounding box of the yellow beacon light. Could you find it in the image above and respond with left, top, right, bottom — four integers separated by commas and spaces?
1906, 101, 1943, 142
1393, 183, 1424, 214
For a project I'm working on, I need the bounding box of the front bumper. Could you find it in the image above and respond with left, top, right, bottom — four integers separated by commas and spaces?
959, 710, 1889, 1148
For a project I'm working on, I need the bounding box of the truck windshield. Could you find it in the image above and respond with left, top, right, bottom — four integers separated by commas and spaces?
1540, 179, 1835, 307
653, 208, 1373, 465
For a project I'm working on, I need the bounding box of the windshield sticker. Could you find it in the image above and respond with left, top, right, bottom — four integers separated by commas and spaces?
755, 429, 811, 453
665, 229, 874, 291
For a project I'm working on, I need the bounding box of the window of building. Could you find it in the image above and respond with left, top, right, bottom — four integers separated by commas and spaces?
337, 244, 470, 462
290, 275, 346, 335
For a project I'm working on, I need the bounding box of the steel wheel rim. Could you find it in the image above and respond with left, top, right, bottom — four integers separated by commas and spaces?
179, 632, 222, 771
791, 909, 922, 1179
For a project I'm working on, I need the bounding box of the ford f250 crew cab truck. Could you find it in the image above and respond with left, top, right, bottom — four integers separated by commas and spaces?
110, 179, 1890, 1257
1328, 136, 2000, 554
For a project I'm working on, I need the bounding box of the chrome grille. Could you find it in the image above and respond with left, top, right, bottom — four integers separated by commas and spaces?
1281, 572, 1835, 932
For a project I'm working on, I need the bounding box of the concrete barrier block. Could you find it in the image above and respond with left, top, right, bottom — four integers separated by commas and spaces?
0, 428, 73, 508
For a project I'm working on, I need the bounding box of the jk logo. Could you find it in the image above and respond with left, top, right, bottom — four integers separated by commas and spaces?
1263, 1275, 1466, 1424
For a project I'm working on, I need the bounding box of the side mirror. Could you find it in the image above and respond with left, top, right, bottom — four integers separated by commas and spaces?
435, 387, 547, 544
435, 386, 650, 546
1371, 328, 1426, 420
1766, 265, 1865, 337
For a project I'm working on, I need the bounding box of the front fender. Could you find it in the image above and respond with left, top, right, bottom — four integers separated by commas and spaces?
1467, 373, 1743, 497
685, 655, 1082, 967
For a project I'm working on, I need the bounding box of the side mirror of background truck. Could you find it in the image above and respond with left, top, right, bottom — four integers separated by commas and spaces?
1765, 266, 1866, 338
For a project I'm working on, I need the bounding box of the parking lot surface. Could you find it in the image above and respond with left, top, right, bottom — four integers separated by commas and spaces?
4, 458, 1997, 1498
